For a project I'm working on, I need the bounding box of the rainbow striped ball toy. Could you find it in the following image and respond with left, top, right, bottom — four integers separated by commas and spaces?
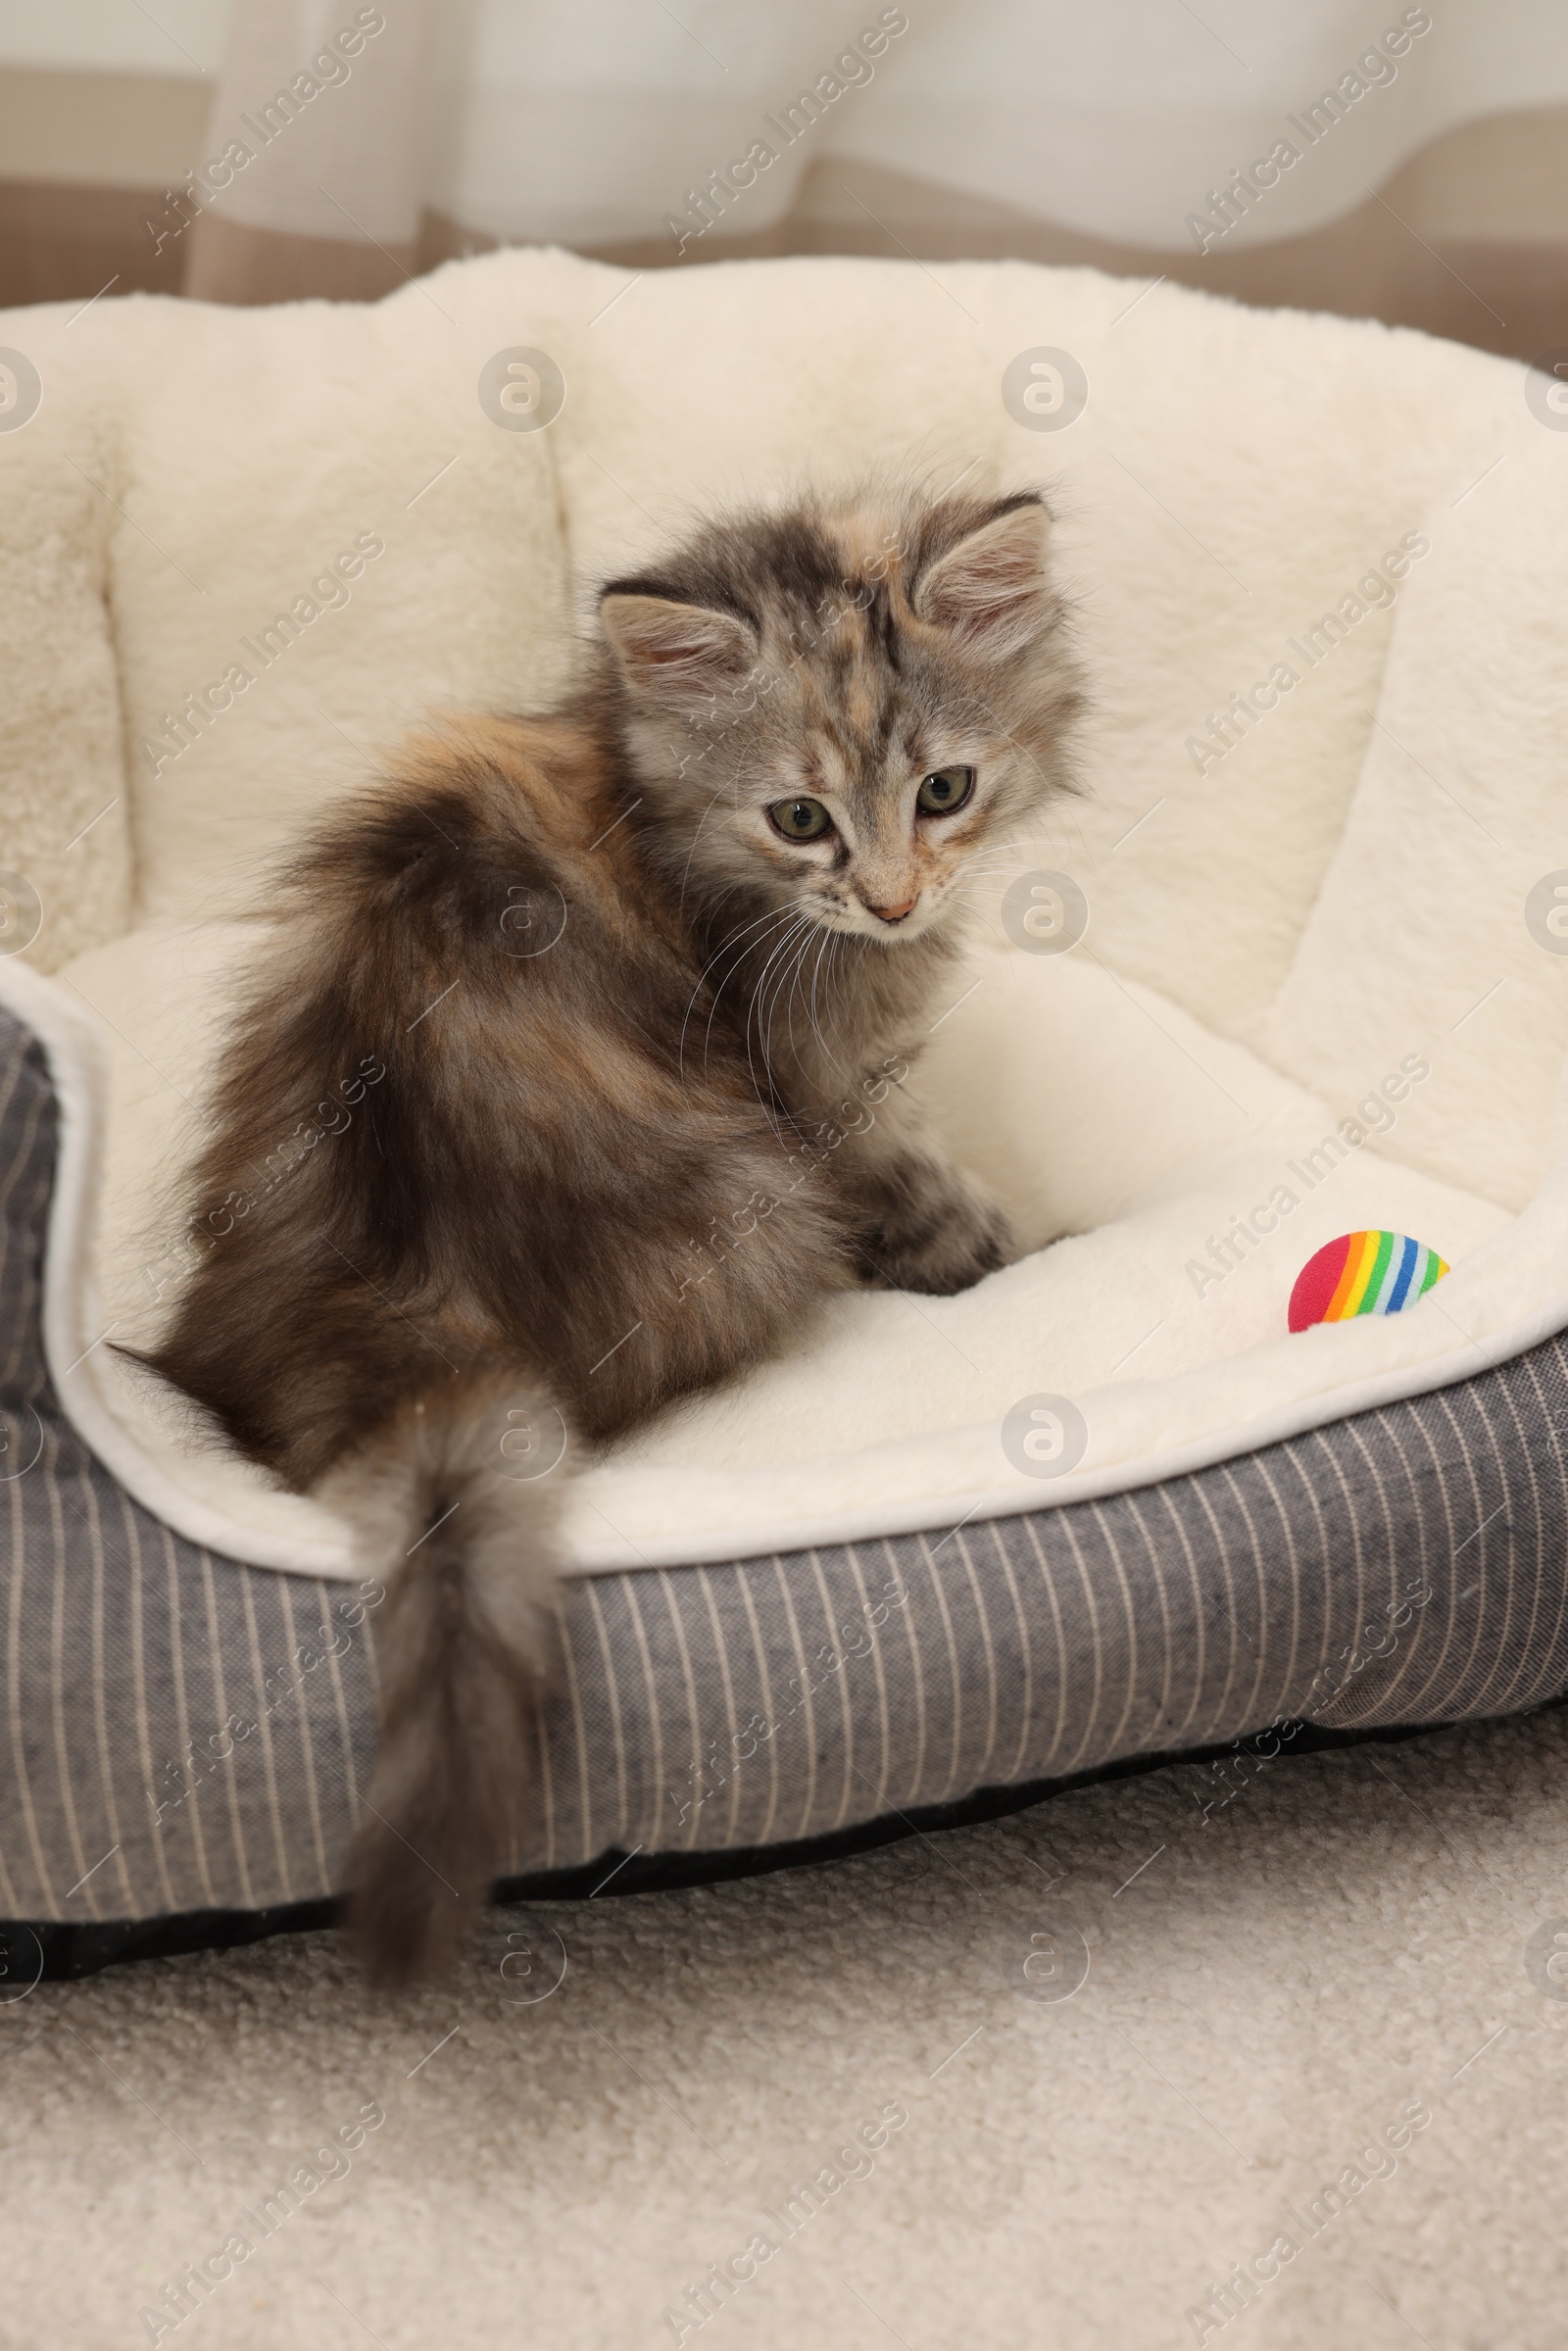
1288, 1229, 1449, 1335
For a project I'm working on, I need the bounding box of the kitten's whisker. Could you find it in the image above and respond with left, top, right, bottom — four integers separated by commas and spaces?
806, 926, 833, 1064
754, 913, 814, 1067
805, 923, 856, 1088
687, 906, 794, 1030
700, 932, 800, 1093
780, 923, 820, 1071
773, 916, 811, 1060
744, 912, 817, 1125
737, 910, 805, 1059
695, 901, 815, 1081
743, 940, 804, 1135
680, 898, 812, 1080
953, 850, 1041, 879
682, 924, 781, 1082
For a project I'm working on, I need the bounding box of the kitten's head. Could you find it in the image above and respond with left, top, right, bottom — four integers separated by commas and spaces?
598, 484, 1082, 945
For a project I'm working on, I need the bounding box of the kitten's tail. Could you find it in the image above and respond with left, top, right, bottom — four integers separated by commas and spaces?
316, 1369, 570, 1986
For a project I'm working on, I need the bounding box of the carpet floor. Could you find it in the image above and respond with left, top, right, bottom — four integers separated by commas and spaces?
6, 1702, 1567, 2350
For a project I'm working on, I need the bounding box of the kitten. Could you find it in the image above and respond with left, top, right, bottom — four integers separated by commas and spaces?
143, 482, 1083, 1983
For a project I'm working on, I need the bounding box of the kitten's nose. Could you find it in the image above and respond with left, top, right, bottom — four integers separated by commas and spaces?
866, 896, 917, 923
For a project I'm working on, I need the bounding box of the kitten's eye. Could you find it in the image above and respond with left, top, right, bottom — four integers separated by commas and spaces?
767, 797, 833, 843
915, 766, 974, 816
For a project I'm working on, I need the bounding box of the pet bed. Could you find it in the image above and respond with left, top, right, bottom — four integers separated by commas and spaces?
2, 247, 1566, 1950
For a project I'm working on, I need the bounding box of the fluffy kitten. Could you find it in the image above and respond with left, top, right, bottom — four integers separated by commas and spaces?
144, 483, 1083, 1983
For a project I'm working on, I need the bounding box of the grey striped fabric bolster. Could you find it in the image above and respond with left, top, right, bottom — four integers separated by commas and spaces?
2, 1000, 1566, 1927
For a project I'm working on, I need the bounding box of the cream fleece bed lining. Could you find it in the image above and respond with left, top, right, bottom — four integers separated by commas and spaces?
11, 917, 1560, 1585
6, 246, 1568, 1581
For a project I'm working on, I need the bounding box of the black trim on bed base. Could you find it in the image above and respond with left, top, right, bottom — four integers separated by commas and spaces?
4, 1707, 1484, 1983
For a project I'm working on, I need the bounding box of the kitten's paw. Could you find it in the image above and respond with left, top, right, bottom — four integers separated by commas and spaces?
858, 1174, 1015, 1296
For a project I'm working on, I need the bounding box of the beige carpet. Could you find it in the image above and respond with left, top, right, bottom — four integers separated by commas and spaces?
6, 1704, 1567, 2351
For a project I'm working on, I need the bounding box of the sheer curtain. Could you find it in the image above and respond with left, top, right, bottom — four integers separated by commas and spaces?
416, 0, 1564, 252
3, 1, 1567, 352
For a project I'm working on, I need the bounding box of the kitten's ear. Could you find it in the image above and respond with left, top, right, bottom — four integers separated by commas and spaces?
912, 496, 1053, 661
599, 591, 758, 710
